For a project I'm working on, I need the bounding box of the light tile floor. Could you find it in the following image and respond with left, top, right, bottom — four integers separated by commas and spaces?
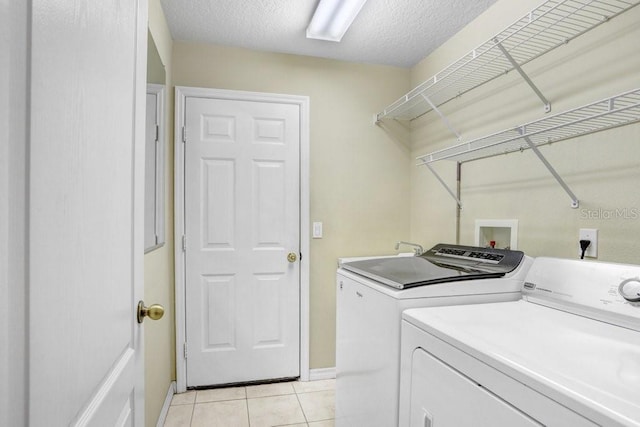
164, 379, 335, 427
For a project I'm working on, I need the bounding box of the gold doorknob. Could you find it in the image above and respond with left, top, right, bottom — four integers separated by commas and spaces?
287, 252, 297, 263
137, 300, 164, 324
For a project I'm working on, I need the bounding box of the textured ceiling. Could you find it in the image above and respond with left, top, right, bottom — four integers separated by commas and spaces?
160, 0, 498, 68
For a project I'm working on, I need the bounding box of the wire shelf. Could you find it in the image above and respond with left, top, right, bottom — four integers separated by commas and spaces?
417, 88, 640, 164
377, 0, 639, 122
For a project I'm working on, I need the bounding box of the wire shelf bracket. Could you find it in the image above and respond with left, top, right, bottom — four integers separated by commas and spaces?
421, 94, 462, 140
494, 39, 551, 113
375, 0, 640, 123
522, 134, 579, 207
423, 161, 463, 208
416, 88, 640, 209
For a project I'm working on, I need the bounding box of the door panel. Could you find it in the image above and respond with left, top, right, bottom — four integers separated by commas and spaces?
185, 96, 300, 387
202, 274, 236, 351
253, 160, 286, 245
202, 159, 235, 247
252, 273, 287, 347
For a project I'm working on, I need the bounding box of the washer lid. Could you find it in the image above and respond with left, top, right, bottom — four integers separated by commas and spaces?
341, 244, 524, 289
403, 301, 640, 427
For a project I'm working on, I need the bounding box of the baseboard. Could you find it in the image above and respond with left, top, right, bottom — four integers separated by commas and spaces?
155, 381, 177, 427
308, 367, 336, 381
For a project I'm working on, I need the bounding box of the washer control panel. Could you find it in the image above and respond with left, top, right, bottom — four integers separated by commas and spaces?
435, 247, 505, 264
426, 244, 522, 272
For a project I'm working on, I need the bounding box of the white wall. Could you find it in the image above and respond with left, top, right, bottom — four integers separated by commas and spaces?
0, 0, 28, 425
408, 0, 640, 262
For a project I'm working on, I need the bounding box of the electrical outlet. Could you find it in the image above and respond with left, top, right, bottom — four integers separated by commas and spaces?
579, 228, 598, 258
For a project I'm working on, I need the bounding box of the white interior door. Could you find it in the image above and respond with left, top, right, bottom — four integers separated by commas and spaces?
28, 0, 147, 425
184, 94, 301, 387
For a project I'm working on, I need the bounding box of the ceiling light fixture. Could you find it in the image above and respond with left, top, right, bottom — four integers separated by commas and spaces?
306, 0, 369, 42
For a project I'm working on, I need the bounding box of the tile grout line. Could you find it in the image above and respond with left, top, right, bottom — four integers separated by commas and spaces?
243, 386, 250, 427
243, 394, 251, 427
293, 391, 309, 426
188, 402, 195, 427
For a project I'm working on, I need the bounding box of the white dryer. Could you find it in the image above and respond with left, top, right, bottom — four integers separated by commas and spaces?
335, 244, 533, 427
399, 257, 640, 427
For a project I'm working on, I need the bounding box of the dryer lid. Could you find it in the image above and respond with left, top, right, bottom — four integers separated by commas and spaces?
403, 300, 640, 427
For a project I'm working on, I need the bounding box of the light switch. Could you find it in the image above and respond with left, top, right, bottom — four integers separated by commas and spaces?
313, 222, 323, 239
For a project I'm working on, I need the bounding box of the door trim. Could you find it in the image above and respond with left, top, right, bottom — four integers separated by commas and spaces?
145, 83, 166, 253
134, 3, 148, 424
174, 86, 310, 392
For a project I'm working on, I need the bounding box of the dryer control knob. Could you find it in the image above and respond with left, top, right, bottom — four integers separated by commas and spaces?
618, 278, 640, 302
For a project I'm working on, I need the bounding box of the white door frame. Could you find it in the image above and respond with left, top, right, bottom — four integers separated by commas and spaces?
145, 83, 166, 253
174, 86, 310, 392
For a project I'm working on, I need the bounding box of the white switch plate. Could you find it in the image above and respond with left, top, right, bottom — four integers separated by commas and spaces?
313, 222, 323, 239
579, 228, 598, 258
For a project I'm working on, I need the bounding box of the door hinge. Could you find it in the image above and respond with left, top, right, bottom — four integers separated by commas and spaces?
183, 342, 188, 359
182, 126, 186, 143
155, 124, 159, 142
182, 235, 187, 252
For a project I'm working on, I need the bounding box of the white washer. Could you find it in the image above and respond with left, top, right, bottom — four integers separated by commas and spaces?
335, 244, 533, 427
399, 257, 640, 427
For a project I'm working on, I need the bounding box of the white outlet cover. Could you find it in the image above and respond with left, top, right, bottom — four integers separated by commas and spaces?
579, 228, 598, 258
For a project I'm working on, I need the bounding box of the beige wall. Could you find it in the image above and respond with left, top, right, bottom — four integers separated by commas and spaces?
145, 0, 175, 425
408, 0, 640, 262
172, 42, 411, 369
